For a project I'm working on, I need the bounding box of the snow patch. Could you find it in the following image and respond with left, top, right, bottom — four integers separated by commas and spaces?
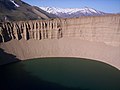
10, 0, 20, 7
40, 7, 83, 14
40, 7, 105, 16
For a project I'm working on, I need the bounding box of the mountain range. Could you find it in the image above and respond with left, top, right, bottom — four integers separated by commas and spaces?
0, 0, 57, 21
40, 7, 106, 18
0, 0, 107, 21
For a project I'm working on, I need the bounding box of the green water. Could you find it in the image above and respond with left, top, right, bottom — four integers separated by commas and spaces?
0, 57, 120, 90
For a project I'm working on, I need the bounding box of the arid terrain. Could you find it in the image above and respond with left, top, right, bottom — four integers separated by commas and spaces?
0, 14, 120, 70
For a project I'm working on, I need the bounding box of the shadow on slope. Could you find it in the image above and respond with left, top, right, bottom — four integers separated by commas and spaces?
0, 48, 20, 65
0, 48, 88, 90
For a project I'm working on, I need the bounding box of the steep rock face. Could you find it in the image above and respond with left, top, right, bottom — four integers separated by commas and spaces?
0, 0, 57, 21
0, 15, 120, 69
0, 14, 120, 46
62, 14, 120, 46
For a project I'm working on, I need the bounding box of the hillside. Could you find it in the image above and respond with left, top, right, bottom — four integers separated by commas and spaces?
0, 0, 57, 21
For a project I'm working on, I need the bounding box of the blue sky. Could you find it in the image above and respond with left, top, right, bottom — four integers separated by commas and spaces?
22, 0, 120, 13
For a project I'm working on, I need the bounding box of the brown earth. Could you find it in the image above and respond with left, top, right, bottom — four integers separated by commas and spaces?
0, 15, 120, 70
0, 37, 120, 70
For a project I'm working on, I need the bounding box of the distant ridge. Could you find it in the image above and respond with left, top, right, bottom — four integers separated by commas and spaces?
40, 7, 106, 18
0, 0, 57, 21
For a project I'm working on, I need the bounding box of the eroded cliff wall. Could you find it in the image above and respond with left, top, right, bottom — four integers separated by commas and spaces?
0, 15, 120, 69
62, 15, 120, 46
0, 18, 62, 43
0, 15, 120, 46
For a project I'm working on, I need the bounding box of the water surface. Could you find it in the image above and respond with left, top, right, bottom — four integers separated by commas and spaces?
0, 57, 120, 90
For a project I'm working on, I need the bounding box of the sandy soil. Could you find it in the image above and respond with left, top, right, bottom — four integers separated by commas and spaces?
0, 37, 120, 70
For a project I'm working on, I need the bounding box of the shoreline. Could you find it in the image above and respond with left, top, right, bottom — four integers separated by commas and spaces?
0, 37, 120, 70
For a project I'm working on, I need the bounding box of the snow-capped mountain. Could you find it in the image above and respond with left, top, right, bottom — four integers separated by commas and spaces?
40, 7, 106, 18
0, 0, 57, 21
